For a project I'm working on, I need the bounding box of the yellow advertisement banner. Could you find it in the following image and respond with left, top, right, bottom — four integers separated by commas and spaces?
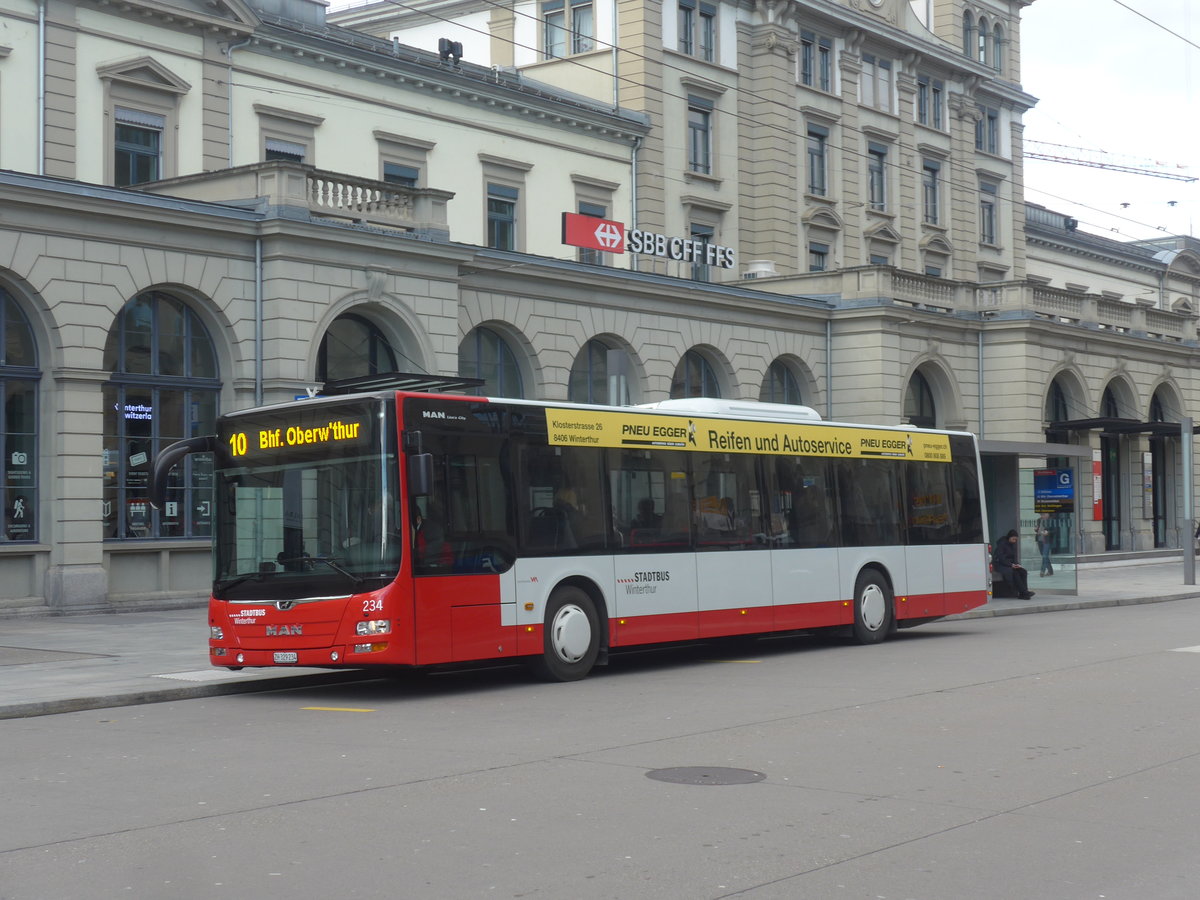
546, 408, 952, 462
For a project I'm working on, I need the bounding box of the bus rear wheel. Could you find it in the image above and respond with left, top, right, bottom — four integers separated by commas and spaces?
852, 568, 894, 644
528, 586, 600, 682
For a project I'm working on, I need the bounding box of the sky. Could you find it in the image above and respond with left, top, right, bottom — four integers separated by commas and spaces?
326, 0, 1197, 241
1020, 0, 1198, 241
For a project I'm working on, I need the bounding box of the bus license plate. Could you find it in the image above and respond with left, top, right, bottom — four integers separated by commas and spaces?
273, 651, 298, 664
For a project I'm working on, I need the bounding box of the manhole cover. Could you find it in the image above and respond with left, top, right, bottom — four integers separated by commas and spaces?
646, 766, 766, 786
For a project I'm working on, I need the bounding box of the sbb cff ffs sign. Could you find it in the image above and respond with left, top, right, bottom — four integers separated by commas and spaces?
561, 212, 736, 269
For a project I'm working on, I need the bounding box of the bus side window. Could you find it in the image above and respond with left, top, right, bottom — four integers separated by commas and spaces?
772, 457, 837, 548
905, 460, 953, 545
517, 441, 607, 555
837, 459, 902, 547
690, 452, 762, 550
610, 448, 690, 551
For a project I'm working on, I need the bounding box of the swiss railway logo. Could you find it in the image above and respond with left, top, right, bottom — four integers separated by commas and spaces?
562, 211, 626, 254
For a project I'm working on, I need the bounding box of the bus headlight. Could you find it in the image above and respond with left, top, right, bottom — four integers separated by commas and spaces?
210, 626, 224, 640
356, 619, 391, 636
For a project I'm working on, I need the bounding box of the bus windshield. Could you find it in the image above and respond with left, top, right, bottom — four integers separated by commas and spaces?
212, 399, 400, 602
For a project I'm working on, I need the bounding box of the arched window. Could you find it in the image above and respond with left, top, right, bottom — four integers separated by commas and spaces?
459, 326, 523, 397
904, 370, 936, 428
977, 17, 989, 64
759, 360, 803, 405
102, 291, 220, 540
317, 313, 399, 384
1045, 380, 1069, 424
962, 11, 975, 57
568, 339, 633, 405
0, 289, 39, 542
992, 23, 1004, 73
670, 350, 720, 399
1101, 386, 1120, 418
1150, 392, 1165, 423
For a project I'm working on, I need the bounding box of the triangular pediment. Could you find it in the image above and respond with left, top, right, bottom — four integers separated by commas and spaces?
921, 234, 954, 255
802, 206, 843, 230
97, 56, 192, 95
864, 222, 902, 244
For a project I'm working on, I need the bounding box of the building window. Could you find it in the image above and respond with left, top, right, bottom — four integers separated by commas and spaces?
800, 30, 832, 92
576, 201, 608, 265
487, 183, 518, 250
924, 265, 943, 277
671, 350, 721, 399
760, 360, 802, 405
977, 17, 990, 65
975, 105, 1000, 154
869, 254, 889, 266
689, 223, 715, 282
317, 313, 399, 384
808, 241, 829, 272
679, 0, 717, 61
867, 142, 887, 210
0, 290, 38, 542
569, 340, 633, 405
102, 292, 219, 540
544, 0, 594, 58
687, 96, 713, 174
806, 125, 828, 196
459, 326, 523, 398
917, 75, 943, 129
905, 370, 936, 428
962, 11, 975, 57
114, 108, 163, 187
382, 162, 419, 187
265, 138, 305, 163
979, 181, 998, 245
922, 159, 941, 225
992, 23, 1005, 73
861, 53, 892, 112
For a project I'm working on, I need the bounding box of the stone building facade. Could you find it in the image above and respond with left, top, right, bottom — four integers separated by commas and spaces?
2, 0, 1200, 615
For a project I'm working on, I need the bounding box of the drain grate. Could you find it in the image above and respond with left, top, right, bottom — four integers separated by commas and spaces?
646, 766, 766, 786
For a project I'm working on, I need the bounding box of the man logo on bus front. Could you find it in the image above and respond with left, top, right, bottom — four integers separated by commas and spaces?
687, 421, 697, 446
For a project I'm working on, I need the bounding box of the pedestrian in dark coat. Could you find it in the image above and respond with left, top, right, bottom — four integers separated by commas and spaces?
993, 529, 1034, 600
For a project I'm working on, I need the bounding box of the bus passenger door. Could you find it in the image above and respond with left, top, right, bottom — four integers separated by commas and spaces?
410, 445, 518, 665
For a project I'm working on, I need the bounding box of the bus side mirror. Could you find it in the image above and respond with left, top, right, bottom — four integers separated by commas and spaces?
150, 435, 216, 509
408, 453, 433, 497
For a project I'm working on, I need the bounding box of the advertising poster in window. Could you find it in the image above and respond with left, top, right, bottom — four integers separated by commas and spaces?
5, 490, 33, 540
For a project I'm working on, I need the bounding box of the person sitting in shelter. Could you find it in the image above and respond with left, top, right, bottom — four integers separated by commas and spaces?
993, 528, 1034, 600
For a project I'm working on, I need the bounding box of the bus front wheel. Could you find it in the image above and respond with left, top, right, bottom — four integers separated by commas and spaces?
852, 568, 894, 644
528, 586, 600, 682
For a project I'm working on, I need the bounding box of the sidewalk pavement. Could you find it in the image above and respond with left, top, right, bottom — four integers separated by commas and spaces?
2, 559, 1198, 720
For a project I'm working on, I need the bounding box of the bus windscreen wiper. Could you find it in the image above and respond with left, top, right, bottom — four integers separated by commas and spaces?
278, 555, 366, 587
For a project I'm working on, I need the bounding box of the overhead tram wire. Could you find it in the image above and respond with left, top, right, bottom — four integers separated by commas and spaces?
331, 0, 1188, 241
1106, 0, 1200, 52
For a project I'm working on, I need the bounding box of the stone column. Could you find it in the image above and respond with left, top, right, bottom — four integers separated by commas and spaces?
45, 371, 109, 612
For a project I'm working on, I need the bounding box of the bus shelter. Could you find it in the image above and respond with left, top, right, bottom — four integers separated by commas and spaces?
980, 439, 1092, 596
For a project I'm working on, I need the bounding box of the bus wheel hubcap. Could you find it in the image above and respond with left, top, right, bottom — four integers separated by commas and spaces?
860, 585, 886, 631
551, 604, 591, 663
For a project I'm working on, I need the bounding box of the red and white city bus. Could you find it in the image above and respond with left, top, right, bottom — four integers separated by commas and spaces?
151, 386, 990, 681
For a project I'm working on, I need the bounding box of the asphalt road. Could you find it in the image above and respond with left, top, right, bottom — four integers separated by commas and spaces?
4, 600, 1200, 899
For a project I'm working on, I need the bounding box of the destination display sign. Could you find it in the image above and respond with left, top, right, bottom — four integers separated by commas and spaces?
545, 408, 951, 462
220, 403, 375, 463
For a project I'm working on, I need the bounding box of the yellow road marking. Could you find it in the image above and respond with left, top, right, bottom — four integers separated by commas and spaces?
704, 659, 762, 664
